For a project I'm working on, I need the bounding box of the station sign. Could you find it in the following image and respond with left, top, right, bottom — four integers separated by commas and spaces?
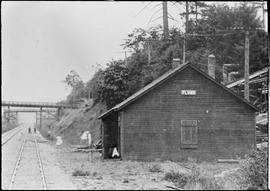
181, 90, 196, 95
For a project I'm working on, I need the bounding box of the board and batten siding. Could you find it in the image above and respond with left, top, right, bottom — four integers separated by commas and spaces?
121, 67, 255, 161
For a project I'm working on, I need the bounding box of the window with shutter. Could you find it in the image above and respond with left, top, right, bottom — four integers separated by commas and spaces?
181, 120, 198, 148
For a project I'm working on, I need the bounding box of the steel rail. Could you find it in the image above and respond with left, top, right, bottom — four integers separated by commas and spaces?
35, 139, 47, 190
8, 136, 26, 190
7, 135, 47, 190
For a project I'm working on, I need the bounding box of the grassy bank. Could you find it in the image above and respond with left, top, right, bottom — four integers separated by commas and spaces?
1, 122, 20, 133
40, 102, 106, 146
36, 119, 57, 142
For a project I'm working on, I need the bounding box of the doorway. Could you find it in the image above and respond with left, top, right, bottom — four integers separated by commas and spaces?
102, 112, 120, 159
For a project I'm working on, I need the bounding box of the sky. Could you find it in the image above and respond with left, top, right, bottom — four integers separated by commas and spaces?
1, 1, 183, 104
1, 1, 268, 122
1, 1, 183, 123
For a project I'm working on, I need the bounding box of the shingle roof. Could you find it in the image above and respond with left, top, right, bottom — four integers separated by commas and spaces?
98, 62, 259, 119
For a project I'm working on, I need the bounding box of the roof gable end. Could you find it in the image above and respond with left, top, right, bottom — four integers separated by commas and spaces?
98, 63, 258, 119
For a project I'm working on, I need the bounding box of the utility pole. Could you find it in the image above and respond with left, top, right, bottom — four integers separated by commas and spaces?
268, 32, 270, 191
266, 35, 270, 188
183, 1, 189, 64
88, 85, 91, 100
244, 30, 250, 101
195, 1, 198, 25
254, 1, 266, 30
124, 51, 127, 65
262, 1, 265, 29
147, 40, 151, 64
162, 1, 169, 39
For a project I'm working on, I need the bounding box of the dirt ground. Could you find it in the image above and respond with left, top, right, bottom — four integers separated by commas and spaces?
54, 142, 242, 190
56, 143, 178, 190
37, 119, 244, 190
36, 107, 249, 189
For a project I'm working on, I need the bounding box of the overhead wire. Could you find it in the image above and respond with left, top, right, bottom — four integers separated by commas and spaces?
147, 7, 163, 25
134, 2, 153, 18
150, 2, 162, 11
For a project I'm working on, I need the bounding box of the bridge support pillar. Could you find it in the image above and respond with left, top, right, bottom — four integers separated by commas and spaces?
57, 107, 62, 121
40, 107, 42, 128
7, 106, 10, 124
36, 112, 38, 127
4, 111, 7, 123
15, 112, 18, 124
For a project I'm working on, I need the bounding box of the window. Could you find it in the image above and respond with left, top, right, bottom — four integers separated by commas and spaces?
181, 120, 198, 148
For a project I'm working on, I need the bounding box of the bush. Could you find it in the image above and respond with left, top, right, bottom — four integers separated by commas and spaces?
37, 125, 56, 141
164, 165, 224, 190
192, 176, 223, 190
149, 164, 162, 173
186, 165, 223, 190
240, 146, 268, 190
72, 169, 90, 176
164, 171, 189, 188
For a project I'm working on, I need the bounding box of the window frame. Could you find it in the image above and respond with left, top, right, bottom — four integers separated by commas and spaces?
180, 120, 198, 149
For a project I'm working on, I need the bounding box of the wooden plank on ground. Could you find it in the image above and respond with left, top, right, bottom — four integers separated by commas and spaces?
217, 159, 239, 163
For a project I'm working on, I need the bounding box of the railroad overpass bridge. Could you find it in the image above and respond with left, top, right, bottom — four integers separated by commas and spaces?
1, 101, 78, 127
1, 101, 77, 109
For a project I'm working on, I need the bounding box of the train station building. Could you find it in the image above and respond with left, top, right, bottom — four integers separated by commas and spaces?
98, 57, 258, 161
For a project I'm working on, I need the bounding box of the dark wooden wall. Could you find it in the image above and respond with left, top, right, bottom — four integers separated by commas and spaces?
121, 66, 256, 161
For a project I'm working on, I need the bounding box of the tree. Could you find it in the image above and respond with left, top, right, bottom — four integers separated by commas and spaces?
76, 3, 268, 109
98, 60, 130, 108
63, 70, 83, 88
85, 69, 104, 103
63, 70, 86, 103
186, 3, 268, 82
122, 25, 183, 80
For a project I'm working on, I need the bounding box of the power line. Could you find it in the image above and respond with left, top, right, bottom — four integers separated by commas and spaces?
148, 7, 163, 24
185, 32, 240, 37
168, 13, 179, 22
180, 26, 266, 38
149, 16, 163, 25
151, 3, 162, 11
134, 2, 153, 18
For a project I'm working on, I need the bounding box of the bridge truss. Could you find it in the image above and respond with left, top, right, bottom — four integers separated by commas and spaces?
1, 101, 77, 128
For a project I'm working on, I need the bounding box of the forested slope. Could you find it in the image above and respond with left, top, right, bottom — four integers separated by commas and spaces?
51, 2, 268, 146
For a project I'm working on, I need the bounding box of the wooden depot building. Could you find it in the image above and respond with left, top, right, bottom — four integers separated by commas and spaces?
98, 55, 258, 161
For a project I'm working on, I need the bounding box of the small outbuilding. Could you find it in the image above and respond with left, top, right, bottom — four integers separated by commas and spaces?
98, 57, 258, 161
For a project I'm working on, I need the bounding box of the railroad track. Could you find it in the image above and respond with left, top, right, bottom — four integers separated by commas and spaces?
8, 134, 47, 190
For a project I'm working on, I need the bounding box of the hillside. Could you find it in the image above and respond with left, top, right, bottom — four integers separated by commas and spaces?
1, 122, 20, 133
47, 100, 107, 146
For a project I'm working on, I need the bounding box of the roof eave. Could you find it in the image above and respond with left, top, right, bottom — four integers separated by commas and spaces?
98, 62, 259, 119
189, 65, 260, 112
114, 64, 191, 111
98, 108, 114, 119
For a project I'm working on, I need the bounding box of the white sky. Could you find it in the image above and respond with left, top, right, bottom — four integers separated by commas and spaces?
1, 1, 268, 106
